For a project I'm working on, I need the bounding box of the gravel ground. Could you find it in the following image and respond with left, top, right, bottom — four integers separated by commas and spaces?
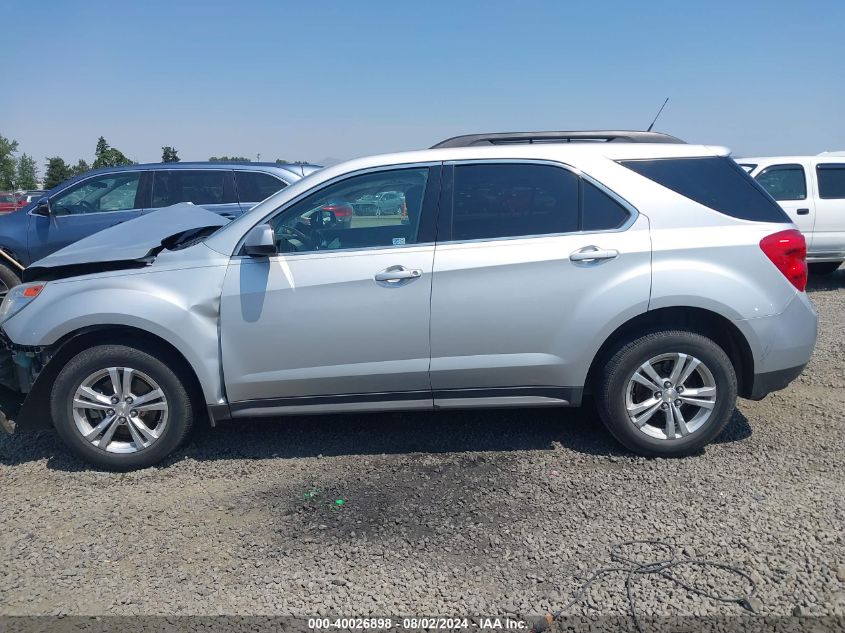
1, 273, 843, 628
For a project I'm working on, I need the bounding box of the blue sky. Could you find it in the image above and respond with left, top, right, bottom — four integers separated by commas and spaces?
2, 0, 844, 167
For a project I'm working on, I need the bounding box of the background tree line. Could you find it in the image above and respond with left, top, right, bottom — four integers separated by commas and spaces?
2, 132, 308, 192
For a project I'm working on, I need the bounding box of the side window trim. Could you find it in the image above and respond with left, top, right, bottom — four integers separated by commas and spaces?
436, 159, 638, 245
137, 171, 153, 209
222, 170, 237, 205
755, 163, 807, 201
233, 162, 443, 257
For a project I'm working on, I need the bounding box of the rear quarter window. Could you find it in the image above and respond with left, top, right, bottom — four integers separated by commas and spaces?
581, 180, 630, 230
619, 157, 790, 223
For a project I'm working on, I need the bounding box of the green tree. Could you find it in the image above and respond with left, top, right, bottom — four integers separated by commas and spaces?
93, 136, 133, 168
70, 159, 90, 177
16, 153, 38, 189
209, 156, 251, 163
44, 157, 73, 189
0, 133, 19, 190
161, 146, 180, 163
275, 159, 289, 164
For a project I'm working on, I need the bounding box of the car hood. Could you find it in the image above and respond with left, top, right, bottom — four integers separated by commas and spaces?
23, 204, 228, 282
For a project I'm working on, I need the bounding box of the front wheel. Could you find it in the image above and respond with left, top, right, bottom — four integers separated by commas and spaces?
0, 261, 22, 302
50, 344, 194, 470
595, 330, 737, 457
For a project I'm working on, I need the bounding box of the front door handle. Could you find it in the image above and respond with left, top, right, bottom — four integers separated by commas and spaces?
569, 246, 619, 262
796, 208, 810, 215
374, 265, 423, 283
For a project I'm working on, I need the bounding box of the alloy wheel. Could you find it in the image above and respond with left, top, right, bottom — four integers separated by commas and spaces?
71, 367, 169, 453
624, 352, 718, 440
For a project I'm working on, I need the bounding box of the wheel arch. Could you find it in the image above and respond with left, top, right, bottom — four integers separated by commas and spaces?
22, 325, 211, 429
585, 306, 755, 399
0, 246, 26, 272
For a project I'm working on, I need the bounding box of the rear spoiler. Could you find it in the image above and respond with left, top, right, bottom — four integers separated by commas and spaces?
431, 130, 685, 148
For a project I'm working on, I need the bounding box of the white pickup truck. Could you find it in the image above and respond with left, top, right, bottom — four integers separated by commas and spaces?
740, 156, 845, 274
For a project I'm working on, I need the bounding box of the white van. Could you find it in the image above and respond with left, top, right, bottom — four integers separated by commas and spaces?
740, 157, 845, 274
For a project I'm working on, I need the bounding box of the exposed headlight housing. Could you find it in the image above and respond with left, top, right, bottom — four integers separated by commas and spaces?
0, 282, 45, 322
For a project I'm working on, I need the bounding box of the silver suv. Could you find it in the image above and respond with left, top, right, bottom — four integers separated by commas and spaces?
0, 132, 818, 469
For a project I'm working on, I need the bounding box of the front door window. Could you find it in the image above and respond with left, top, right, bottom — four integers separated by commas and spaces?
51, 173, 142, 215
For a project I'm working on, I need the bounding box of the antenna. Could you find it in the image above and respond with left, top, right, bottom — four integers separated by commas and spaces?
646, 98, 670, 132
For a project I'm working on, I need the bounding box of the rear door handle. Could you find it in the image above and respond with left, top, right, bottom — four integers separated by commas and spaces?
796, 208, 810, 215
374, 265, 423, 283
569, 246, 619, 262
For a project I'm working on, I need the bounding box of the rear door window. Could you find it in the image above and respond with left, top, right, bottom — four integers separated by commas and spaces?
235, 171, 287, 204
619, 157, 790, 223
152, 170, 232, 207
451, 163, 579, 240
755, 164, 807, 201
816, 164, 845, 199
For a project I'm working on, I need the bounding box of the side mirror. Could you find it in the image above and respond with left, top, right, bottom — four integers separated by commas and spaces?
243, 224, 277, 257
32, 198, 51, 216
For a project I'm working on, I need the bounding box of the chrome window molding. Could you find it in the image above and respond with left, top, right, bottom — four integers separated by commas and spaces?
234, 242, 436, 262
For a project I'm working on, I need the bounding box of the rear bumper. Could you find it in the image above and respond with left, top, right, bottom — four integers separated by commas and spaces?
746, 363, 807, 400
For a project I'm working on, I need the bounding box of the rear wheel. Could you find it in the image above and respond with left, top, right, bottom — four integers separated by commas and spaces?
808, 261, 842, 275
596, 330, 737, 457
0, 261, 21, 301
50, 345, 194, 470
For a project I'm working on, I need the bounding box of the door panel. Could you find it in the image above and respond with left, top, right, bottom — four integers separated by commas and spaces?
429, 216, 652, 393
28, 210, 141, 262
219, 247, 435, 403
219, 164, 441, 406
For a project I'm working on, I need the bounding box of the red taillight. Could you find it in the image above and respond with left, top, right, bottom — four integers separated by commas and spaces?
759, 229, 807, 292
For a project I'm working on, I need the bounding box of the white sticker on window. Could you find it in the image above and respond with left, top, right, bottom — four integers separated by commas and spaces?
392, 237, 406, 246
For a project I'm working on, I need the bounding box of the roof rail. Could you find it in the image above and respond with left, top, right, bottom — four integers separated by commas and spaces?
430, 130, 685, 149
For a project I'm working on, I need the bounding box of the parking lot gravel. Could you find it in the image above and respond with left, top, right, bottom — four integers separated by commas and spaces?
1, 273, 843, 627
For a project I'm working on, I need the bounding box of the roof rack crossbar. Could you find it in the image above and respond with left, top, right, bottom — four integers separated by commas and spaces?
431, 130, 685, 149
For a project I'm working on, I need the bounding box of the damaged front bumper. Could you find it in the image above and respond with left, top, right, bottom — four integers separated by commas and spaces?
0, 330, 45, 434
0, 330, 46, 394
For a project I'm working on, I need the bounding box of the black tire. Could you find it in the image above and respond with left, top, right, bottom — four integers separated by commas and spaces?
50, 344, 194, 470
808, 261, 842, 275
0, 261, 21, 296
595, 330, 737, 457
